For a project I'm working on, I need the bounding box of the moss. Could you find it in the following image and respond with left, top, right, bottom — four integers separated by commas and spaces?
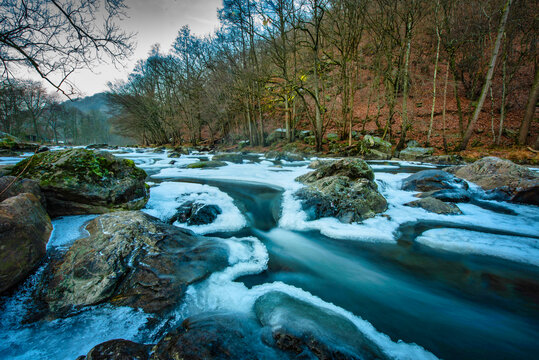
186, 160, 227, 169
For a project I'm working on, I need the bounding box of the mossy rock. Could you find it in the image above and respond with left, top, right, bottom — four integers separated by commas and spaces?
10, 149, 149, 217
186, 160, 227, 169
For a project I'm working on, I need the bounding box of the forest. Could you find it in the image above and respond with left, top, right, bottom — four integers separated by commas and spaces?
108, 0, 538, 153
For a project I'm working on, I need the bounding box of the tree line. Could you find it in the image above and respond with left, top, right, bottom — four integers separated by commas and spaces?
109, 0, 537, 152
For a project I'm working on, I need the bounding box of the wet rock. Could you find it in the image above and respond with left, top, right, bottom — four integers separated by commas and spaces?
266, 151, 305, 162
0, 193, 52, 294
78, 339, 150, 360
152, 147, 166, 153
447, 157, 539, 205
417, 188, 471, 203
254, 291, 389, 360
37, 146, 49, 153
405, 197, 462, 215
168, 152, 182, 158
152, 312, 284, 360
402, 170, 469, 192
86, 144, 116, 150
170, 202, 222, 226
186, 160, 227, 169
0, 175, 45, 207
171, 146, 189, 155
39, 211, 228, 316
212, 153, 244, 164
399, 147, 435, 161
9, 149, 149, 217
295, 159, 387, 223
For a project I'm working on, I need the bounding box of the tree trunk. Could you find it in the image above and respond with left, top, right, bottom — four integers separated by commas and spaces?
427, 0, 441, 146
395, 17, 413, 152
497, 54, 507, 145
459, 0, 513, 151
518, 64, 539, 145
442, 64, 450, 152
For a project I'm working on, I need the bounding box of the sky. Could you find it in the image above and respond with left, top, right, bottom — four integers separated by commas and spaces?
66, 0, 222, 97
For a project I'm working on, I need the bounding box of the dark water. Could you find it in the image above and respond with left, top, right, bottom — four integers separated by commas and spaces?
175, 168, 539, 360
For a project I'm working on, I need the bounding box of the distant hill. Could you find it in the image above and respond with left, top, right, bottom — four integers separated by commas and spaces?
63, 92, 112, 117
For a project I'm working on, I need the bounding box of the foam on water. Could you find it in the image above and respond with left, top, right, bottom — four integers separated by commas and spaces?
143, 181, 247, 234
416, 228, 539, 267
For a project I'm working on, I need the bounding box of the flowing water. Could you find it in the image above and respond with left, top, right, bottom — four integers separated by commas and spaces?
1, 148, 538, 360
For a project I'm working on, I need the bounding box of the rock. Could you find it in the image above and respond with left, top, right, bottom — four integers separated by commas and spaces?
405, 197, 462, 215
152, 147, 166, 153
399, 147, 435, 161
327, 133, 339, 143
152, 313, 283, 360
447, 157, 539, 205
363, 149, 391, 160
362, 135, 392, 153
0, 134, 39, 152
172, 146, 189, 155
422, 155, 464, 165
186, 160, 227, 169
298, 130, 312, 140
304, 135, 316, 145
0, 176, 45, 207
402, 170, 469, 192
79, 339, 150, 360
170, 202, 222, 226
39, 211, 228, 316
265, 151, 305, 162
168, 152, 182, 158
407, 140, 420, 148
86, 144, 115, 150
254, 291, 388, 360
295, 159, 387, 223
266, 128, 287, 144
212, 153, 244, 164
417, 188, 471, 203
9, 149, 149, 217
0, 193, 52, 294
37, 146, 49, 153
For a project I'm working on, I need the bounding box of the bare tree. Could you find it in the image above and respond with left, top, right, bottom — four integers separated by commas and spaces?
0, 0, 134, 96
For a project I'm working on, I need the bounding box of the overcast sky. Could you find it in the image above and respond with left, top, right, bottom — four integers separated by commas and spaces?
68, 0, 222, 97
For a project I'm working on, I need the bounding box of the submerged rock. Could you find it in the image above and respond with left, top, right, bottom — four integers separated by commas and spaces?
254, 291, 388, 360
39, 211, 228, 316
9, 149, 149, 217
77, 339, 150, 360
447, 157, 539, 205
417, 188, 471, 203
405, 197, 462, 215
402, 170, 469, 192
170, 202, 222, 226
152, 313, 284, 360
295, 159, 387, 223
0, 193, 52, 294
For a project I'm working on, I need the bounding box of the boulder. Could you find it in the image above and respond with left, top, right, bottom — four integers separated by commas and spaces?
363, 149, 391, 160
407, 140, 420, 148
447, 157, 539, 205
405, 197, 462, 215
295, 159, 387, 223
417, 188, 471, 203
0, 134, 39, 152
170, 202, 222, 226
422, 155, 464, 165
362, 135, 392, 153
266, 128, 287, 144
0, 175, 45, 207
9, 149, 149, 217
327, 133, 340, 143
212, 153, 244, 164
78, 339, 150, 360
186, 160, 227, 169
0, 193, 52, 294
254, 291, 388, 360
152, 313, 283, 360
168, 152, 182, 158
265, 151, 305, 162
399, 147, 435, 161
402, 170, 469, 192
39, 211, 228, 316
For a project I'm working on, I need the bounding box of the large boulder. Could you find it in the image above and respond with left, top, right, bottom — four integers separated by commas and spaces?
212, 153, 244, 164
0, 134, 39, 152
399, 147, 435, 161
405, 197, 462, 215
254, 291, 388, 360
39, 211, 228, 316
362, 135, 392, 153
402, 170, 469, 192
0, 193, 52, 294
447, 157, 539, 205
186, 160, 227, 169
0, 175, 45, 207
169, 202, 222, 226
295, 159, 387, 223
9, 149, 149, 217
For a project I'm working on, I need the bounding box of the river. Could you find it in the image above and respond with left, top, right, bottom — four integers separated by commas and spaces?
1, 148, 538, 360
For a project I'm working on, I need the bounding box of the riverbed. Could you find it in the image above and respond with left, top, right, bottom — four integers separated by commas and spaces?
1, 148, 538, 360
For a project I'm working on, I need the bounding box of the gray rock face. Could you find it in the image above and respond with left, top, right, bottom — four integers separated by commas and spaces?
405, 197, 462, 215
399, 147, 435, 161
448, 157, 539, 205
39, 211, 228, 316
417, 188, 471, 203
9, 149, 149, 217
254, 291, 389, 360
295, 159, 387, 223
402, 170, 469, 192
0, 176, 45, 207
0, 193, 52, 294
